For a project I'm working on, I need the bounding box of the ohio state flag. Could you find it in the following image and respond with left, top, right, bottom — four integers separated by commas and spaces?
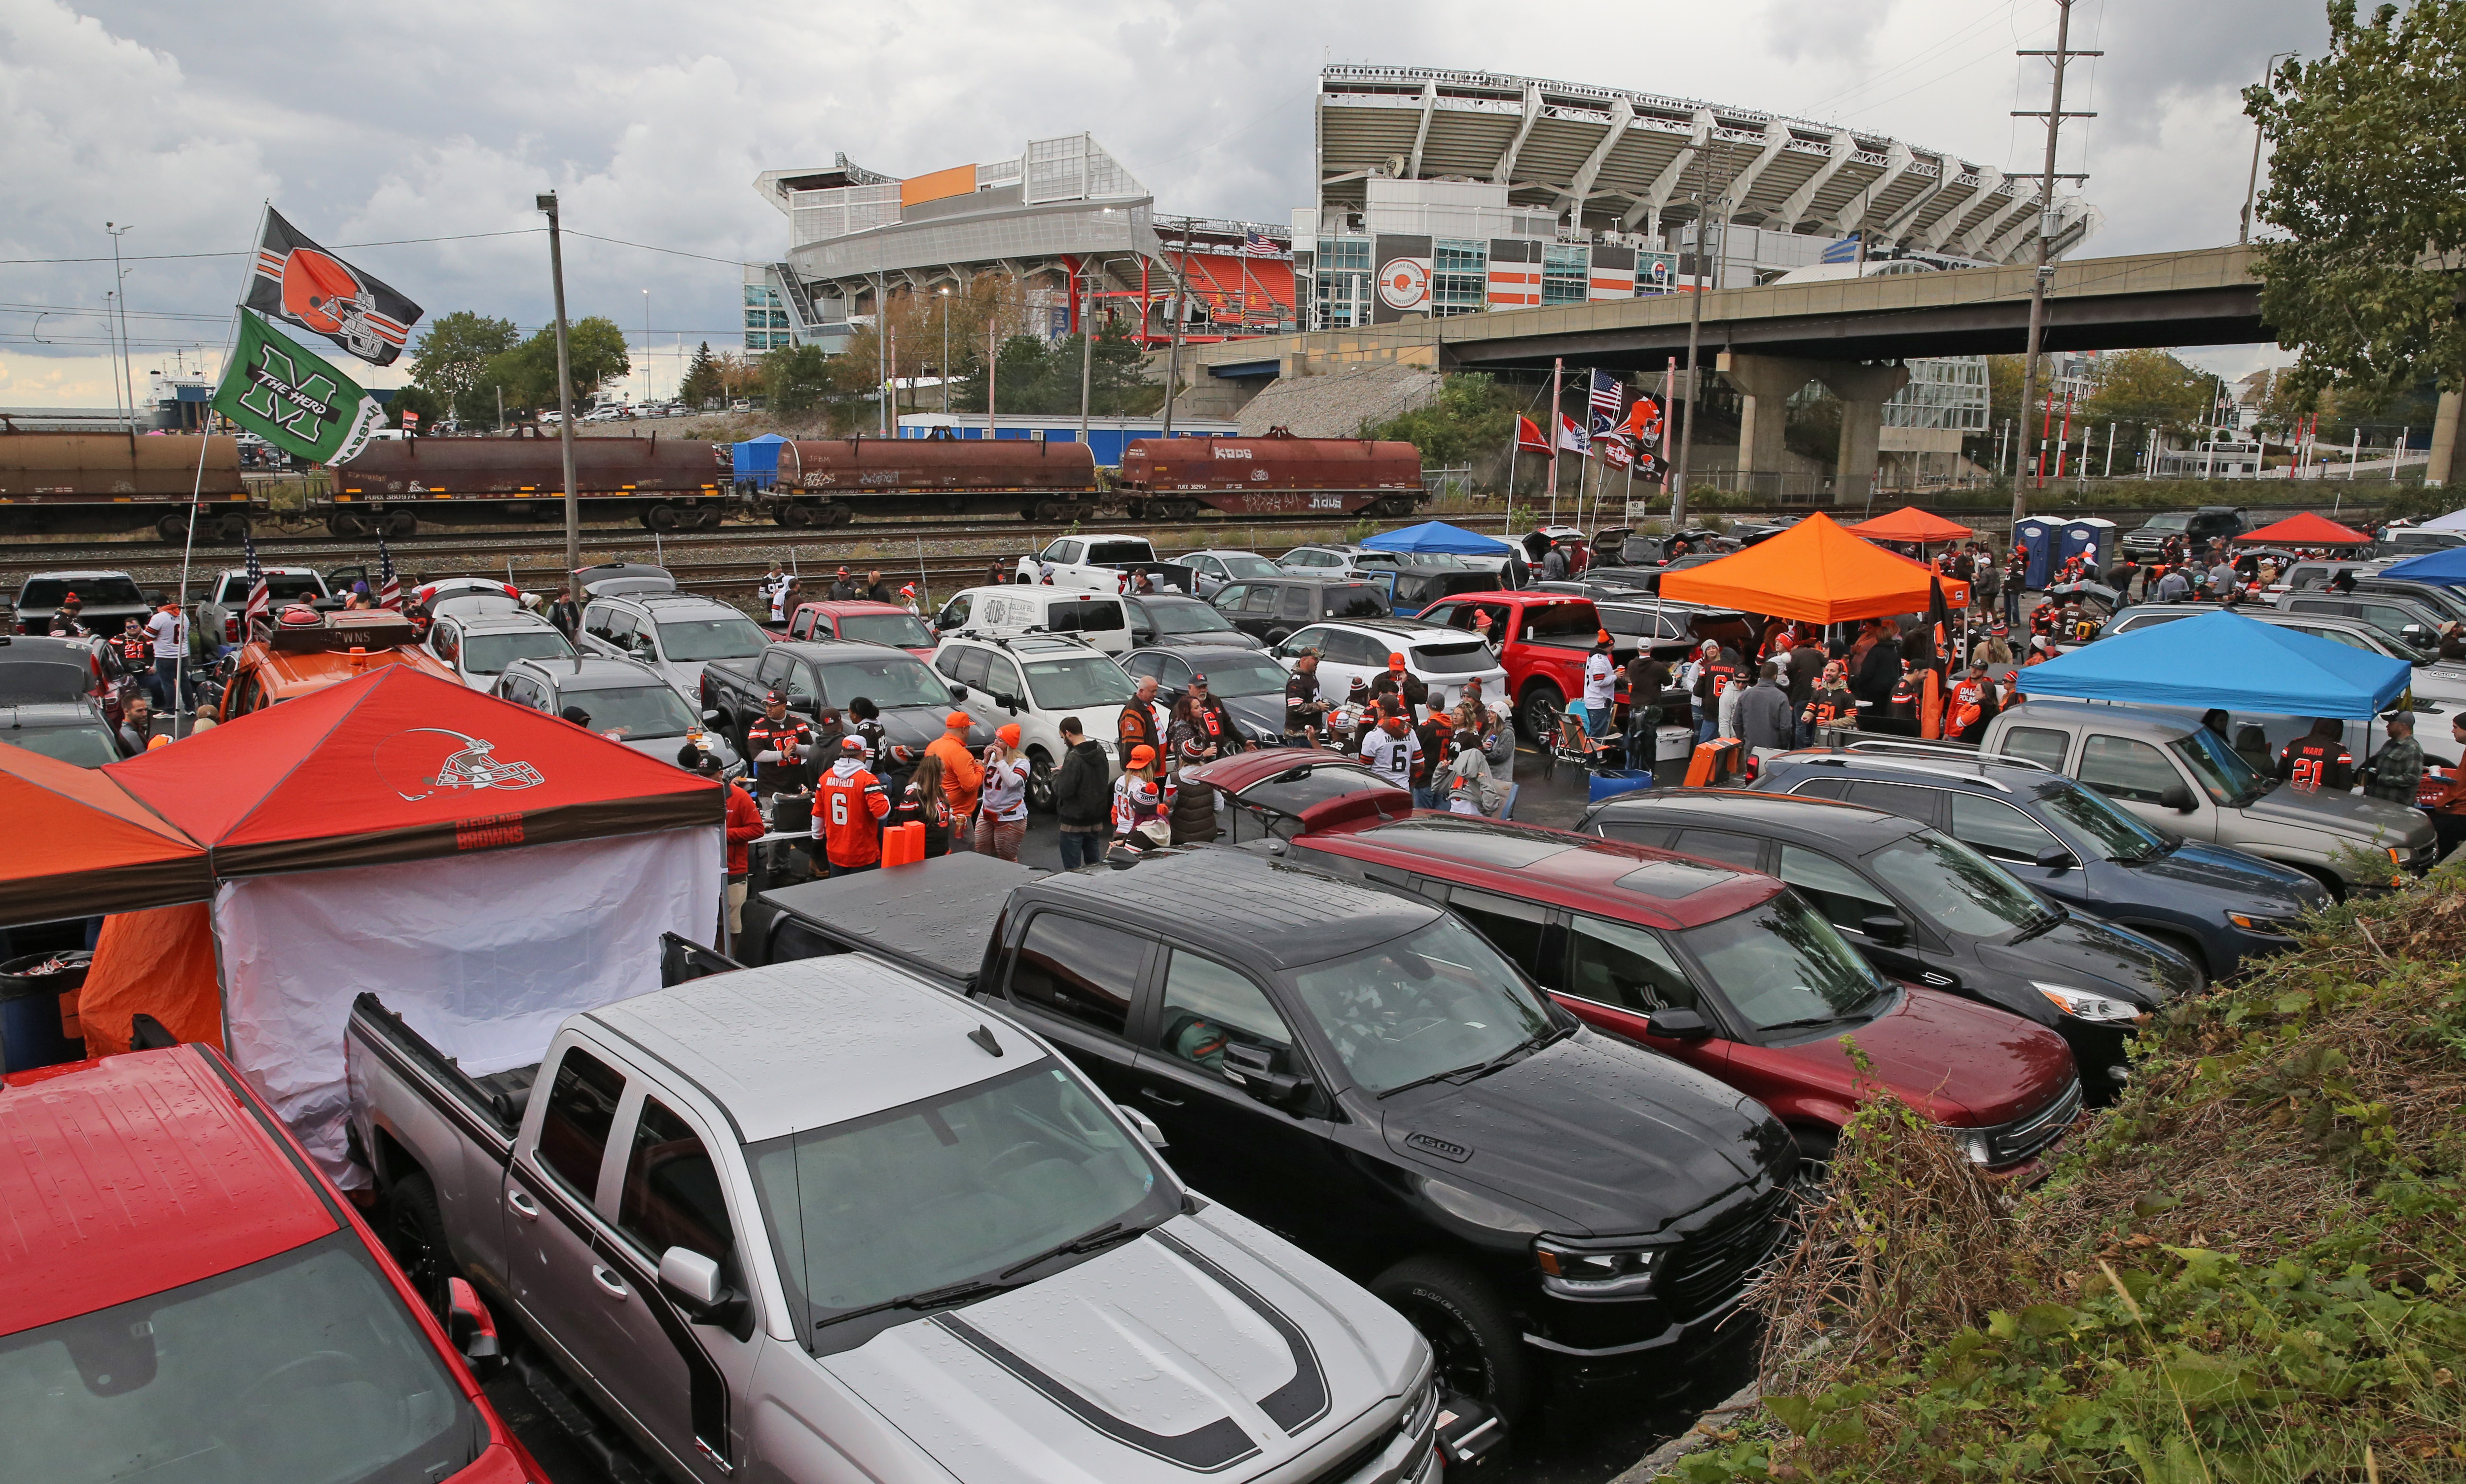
242, 207, 425, 366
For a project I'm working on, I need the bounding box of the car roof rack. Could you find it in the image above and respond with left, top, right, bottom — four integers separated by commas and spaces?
1796, 750, 2018, 792
1837, 736, 2050, 771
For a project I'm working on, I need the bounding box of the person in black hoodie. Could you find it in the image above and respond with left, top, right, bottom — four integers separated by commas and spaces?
1852, 625, 1903, 709
1052, 717, 1112, 870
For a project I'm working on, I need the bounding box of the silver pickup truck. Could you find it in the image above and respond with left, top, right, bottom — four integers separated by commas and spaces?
345, 954, 1438, 1484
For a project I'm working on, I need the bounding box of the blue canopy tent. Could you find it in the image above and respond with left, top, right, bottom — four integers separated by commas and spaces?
2380, 545, 2466, 585
2021, 610, 2410, 719
1357, 520, 1517, 556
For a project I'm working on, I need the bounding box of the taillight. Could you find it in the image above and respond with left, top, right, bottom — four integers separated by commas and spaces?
225, 616, 240, 642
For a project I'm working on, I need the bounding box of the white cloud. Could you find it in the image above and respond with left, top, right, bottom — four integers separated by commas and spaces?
3, 0, 2324, 406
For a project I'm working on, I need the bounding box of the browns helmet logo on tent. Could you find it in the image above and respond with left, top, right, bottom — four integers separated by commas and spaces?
242, 207, 424, 367
373, 727, 545, 802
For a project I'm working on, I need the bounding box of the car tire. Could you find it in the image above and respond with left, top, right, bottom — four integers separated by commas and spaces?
2135, 928, 2212, 990
383, 1172, 454, 1317
1370, 1255, 1531, 1423
1517, 681, 1564, 744
1025, 747, 1056, 813
1790, 1126, 1839, 1197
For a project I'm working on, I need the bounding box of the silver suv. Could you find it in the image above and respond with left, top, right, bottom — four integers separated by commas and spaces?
578, 590, 770, 699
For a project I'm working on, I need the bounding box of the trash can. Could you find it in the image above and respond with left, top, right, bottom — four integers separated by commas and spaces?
0, 950, 89, 1073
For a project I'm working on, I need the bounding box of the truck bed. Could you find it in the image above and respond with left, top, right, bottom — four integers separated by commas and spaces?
349, 992, 530, 1145
743, 854, 1044, 986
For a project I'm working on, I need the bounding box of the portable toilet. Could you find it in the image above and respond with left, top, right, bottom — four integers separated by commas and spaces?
2060, 517, 2117, 575
2014, 516, 2063, 589
732, 433, 788, 492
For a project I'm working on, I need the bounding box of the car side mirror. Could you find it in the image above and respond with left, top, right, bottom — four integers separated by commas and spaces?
1119, 1103, 1169, 1149
2033, 845, 2077, 871
947, 683, 969, 701
701, 708, 721, 723
2158, 783, 2197, 812
1134, 629, 1156, 646
1643, 1007, 1713, 1040
996, 692, 1021, 712
1859, 913, 1909, 946
445, 1277, 506, 1379
1222, 1042, 1310, 1108
2403, 624, 2430, 644
657, 1246, 746, 1327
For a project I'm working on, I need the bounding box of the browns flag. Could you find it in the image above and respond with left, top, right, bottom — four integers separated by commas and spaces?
243, 208, 424, 367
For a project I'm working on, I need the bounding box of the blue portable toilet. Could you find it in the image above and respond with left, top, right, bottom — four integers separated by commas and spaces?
732, 433, 789, 491
2014, 516, 2062, 589
2060, 517, 2116, 575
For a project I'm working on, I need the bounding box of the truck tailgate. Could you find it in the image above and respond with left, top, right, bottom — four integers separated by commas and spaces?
749, 854, 1042, 987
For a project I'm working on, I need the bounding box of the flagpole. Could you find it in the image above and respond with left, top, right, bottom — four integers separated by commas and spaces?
174, 249, 253, 734
539, 191, 582, 579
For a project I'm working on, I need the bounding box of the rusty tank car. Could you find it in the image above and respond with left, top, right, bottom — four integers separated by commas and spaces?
0, 430, 252, 540
1115, 428, 1425, 519
320, 426, 730, 534
762, 431, 1103, 525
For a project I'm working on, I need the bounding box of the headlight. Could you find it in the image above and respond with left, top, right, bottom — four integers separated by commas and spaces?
1398, 1364, 1439, 1440
2032, 982, 2146, 1024
1940, 1128, 1995, 1165
1532, 1236, 1667, 1298
2227, 911, 2297, 936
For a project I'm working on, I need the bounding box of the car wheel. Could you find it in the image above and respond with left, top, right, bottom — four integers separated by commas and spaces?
1025, 748, 1056, 813
1790, 1126, 1839, 1199
1517, 681, 1564, 744
1371, 1256, 1531, 1423
383, 1173, 453, 1316
2136, 928, 2212, 991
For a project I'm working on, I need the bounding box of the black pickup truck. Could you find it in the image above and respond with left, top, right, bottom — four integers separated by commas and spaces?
735, 848, 1797, 1433
699, 636, 990, 770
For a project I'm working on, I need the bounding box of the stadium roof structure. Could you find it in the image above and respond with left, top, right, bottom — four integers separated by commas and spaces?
1315, 65, 2098, 266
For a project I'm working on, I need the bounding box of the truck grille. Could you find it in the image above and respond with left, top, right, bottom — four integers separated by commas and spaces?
1661, 1185, 1790, 1321
1984, 1077, 2082, 1167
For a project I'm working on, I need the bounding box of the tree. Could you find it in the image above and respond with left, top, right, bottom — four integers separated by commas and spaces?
2246, 1, 2466, 407
386, 384, 446, 431
679, 341, 723, 409
2081, 349, 2215, 441
405, 311, 519, 426
1363, 373, 1517, 468
476, 316, 632, 413
762, 343, 837, 416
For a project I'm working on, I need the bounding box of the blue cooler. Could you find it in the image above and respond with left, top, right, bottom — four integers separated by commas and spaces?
1588, 769, 1656, 804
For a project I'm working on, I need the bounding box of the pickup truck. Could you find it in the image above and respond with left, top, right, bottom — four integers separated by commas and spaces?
700, 638, 987, 775
1413, 591, 1640, 741
1017, 533, 1160, 589
735, 848, 1800, 1431
199, 564, 339, 646
345, 954, 1439, 1484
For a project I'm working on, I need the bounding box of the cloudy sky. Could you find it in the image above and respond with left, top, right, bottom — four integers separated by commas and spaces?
2, 0, 2331, 409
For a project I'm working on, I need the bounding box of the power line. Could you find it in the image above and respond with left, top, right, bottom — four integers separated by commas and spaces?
0, 227, 544, 267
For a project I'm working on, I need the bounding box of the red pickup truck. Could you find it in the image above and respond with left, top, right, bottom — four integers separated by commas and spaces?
1, 1044, 542, 1484
1415, 590, 1637, 740
781, 598, 936, 659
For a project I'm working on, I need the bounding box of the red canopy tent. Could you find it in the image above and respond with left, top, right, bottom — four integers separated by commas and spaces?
1843, 506, 1976, 543
86, 668, 725, 1179
2239, 511, 2373, 546
0, 743, 206, 925
1658, 512, 1969, 623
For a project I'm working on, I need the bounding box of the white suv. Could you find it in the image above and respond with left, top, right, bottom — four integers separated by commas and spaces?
1269, 617, 1509, 717
932, 633, 1139, 809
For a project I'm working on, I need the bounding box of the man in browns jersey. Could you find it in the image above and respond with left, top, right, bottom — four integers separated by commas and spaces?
1359, 710, 1421, 789
812, 735, 890, 874
743, 690, 813, 798
2275, 718, 2355, 793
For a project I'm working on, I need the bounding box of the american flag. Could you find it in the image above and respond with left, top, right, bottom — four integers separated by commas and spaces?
1242, 229, 1278, 257
1589, 367, 1624, 420
377, 536, 401, 610
241, 535, 270, 634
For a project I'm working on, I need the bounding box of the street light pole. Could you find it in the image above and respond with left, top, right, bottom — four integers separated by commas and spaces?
642, 289, 651, 407
1161, 217, 1194, 436
105, 222, 134, 442
2241, 51, 2299, 245
2010, 0, 2100, 531
1079, 260, 1096, 449
939, 287, 951, 416
537, 192, 581, 578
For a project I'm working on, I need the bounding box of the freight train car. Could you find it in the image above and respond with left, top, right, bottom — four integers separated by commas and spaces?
1114, 429, 1424, 519
759, 431, 1104, 524
0, 430, 253, 541
319, 427, 730, 535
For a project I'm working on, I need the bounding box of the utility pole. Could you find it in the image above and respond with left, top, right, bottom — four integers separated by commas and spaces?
2010, 0, 2100, 532
1161, 217, 1195, 436
940, 287, 952, 416
2241, 51, 2300, 245
105, 223, 134, 445
876, 272, 890, 436
1670, 182, 1717, 528
537, 192, 581, 578
1078, 262, 1095, 448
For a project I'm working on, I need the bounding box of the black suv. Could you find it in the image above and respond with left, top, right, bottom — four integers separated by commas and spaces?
1577, 789, 2200, 1101
1206, 577, 1391, 645
2121, 506, 2246, 561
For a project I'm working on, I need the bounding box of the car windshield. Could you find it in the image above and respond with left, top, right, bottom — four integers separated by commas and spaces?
18, 578, 144, 609
656, 615, 769, 662
2141, 513, 2191, 532
1086, 542, 1154, 565
1022, 655, 1137, 710
748, 1060, 1172, 1353
0, 659, 95, 702
1515, 600, 1600, 641
1676, 891, 1885, 1032
1145, 601, 1237, 635
2033, 780, 2168, 862
1864, 829, 2061, 942
461, 629, 574, 675
0, 1230, 484, 1484
1286, 915, 1555, 1095
2173, 726, 2269, 805
218, 574, 325, 604
1411, 640, 1496, 675
835, 613, 935, 649
2, 724, 120, 767
1193, 655, 1289, 696
813, 654, 952, 710
576, 685, 698, 737
1215, 555, 1282, 580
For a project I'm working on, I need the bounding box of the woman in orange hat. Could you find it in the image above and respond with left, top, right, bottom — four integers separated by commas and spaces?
1111, 744, 1169, 856
977, 723, 1030, 861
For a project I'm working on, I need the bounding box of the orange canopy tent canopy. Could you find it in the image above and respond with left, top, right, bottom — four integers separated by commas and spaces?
1659, 512, 1967, 624
2240, 511, 2372, 546
0, 743, 207, 926
1843, 506, 1975, 543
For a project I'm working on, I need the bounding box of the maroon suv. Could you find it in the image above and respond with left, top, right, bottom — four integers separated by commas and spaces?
1269, 787, 2082, 1177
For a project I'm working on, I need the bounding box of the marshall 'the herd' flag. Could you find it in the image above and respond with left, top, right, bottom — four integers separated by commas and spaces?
244, 207, 424, 366
211, 309, 386, 466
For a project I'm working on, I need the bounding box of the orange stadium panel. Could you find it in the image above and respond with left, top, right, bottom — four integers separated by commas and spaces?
901, 164, 978, 207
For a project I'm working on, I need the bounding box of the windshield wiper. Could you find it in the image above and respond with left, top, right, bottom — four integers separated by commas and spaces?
1375, 1022, 1572, 1099
997, 1220, 1148, 1280
2011, 906, 2067, 943
1757, 1013, 1850, 1035
814, 1276, 1015, 1331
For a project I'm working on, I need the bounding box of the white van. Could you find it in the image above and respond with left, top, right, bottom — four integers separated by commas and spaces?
933, 584, 1133, 656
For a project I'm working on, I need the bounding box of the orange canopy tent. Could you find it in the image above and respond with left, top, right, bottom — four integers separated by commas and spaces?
0, 744, 207, 926
1659, 512, 1967, 623
1843, 506, 1975, 543
2240, 511, 2372, 546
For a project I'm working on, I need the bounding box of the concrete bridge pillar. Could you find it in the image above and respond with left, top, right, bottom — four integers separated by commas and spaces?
1817, 362, 1911, 505
1720, 353, 1825, 488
